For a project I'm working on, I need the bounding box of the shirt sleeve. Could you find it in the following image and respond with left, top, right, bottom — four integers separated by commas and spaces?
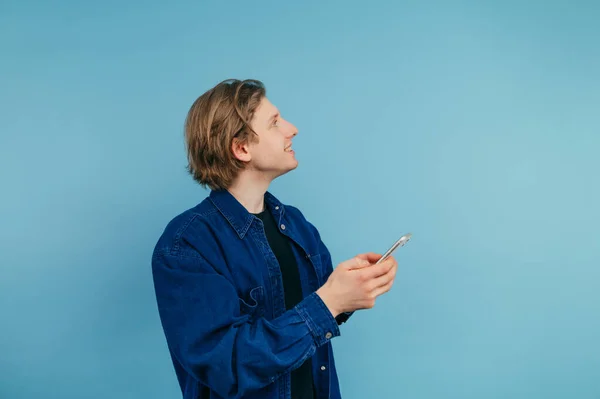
151, 251, 340, 398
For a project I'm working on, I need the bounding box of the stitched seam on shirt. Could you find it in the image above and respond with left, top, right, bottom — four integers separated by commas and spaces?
316, 294, 341, 337
154, 248, 212, 263
208, 196, 244, 237
294, 306, 312, 333
170, 209, 218, 256
196, 208, 218, 218
295, 299, 322, 344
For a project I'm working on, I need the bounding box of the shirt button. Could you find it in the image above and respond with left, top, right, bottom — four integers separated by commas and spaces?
280, 224, 286, 230
320, 365, 327, 371
275, 206, 279, 210
325, 332, 332, 339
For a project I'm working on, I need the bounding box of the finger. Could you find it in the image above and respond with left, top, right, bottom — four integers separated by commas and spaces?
345, 256, 371, 270
356, 252, 382, 264
372, 278, 395, 298
363, 256, 396, 279
369, 263, 397, 290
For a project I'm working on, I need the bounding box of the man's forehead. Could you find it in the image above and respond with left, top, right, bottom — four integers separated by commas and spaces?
256, 97, 278, 118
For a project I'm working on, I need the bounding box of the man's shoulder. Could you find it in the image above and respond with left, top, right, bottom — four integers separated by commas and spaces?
152, 196, 220, 258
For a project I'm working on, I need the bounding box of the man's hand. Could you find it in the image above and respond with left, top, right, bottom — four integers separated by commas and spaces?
316, 252, 398, 317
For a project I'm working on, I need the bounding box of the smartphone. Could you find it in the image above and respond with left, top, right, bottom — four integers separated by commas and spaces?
375, 233, 412, 264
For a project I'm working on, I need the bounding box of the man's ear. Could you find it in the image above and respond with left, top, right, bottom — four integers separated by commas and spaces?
231, 138, 251, 162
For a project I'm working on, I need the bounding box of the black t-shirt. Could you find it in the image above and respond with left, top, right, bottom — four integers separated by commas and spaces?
255, 208, 315, 399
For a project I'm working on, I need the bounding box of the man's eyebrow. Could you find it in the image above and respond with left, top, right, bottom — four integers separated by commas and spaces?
268, 112, 280, 123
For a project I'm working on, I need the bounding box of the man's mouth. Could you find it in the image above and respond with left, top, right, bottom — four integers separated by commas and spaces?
284, 144, 293, 152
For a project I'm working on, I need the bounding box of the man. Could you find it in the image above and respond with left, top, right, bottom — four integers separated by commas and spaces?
151, 79, 398, 399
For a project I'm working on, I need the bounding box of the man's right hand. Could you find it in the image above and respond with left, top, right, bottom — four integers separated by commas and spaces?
316, 253, 398, 317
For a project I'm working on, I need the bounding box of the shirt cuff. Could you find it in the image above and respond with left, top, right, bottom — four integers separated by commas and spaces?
335, 311, 354, 325
294, 292, 341, 347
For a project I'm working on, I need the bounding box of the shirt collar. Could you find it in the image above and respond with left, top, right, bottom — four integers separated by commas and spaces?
209, 189, 285, 239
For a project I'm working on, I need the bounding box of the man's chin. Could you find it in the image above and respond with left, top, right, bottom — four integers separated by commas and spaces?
272, 162, 299, 179
288, 159, 299, 172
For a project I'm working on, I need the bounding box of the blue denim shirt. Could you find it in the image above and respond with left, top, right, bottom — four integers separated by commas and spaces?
152, 189, 353, 399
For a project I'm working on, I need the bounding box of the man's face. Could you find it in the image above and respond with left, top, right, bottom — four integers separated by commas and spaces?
245, 97, 299, 179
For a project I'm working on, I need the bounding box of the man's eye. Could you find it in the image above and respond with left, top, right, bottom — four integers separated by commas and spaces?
273, 119, 279, 127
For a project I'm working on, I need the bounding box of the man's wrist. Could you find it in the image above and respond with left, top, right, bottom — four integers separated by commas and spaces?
316, 287, 341, 318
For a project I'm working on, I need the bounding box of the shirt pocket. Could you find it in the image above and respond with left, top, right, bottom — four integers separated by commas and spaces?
238, 285, 266, 320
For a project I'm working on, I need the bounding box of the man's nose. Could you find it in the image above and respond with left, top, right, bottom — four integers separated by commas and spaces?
288, 121, 298, 137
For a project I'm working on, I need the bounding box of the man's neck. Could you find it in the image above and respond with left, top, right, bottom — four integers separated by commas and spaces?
227, 171, 272, 214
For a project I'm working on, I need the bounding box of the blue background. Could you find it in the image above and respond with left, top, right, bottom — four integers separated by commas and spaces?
1, 1, 599, 398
